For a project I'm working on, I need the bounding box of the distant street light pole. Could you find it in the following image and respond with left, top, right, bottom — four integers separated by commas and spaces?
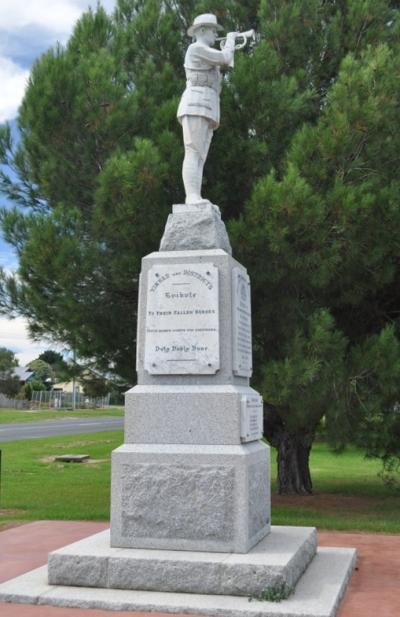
72, 348, 76, 410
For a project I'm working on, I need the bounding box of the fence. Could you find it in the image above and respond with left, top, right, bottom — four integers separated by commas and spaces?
0, 393, 28, 409
30, 390, 110, 410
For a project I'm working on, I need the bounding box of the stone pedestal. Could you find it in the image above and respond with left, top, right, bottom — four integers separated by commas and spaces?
110, 443, 270, 553
110, 240, 270, 553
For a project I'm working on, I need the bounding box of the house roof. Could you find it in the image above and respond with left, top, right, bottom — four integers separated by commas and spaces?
13, 366, 35, 382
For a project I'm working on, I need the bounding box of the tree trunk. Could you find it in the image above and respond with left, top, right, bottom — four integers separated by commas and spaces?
276, 432, 313, 495
263, 403, 314, 495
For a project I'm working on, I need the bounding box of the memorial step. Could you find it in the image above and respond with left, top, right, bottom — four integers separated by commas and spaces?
47, 526, 317, 596
0, 545, 356, 617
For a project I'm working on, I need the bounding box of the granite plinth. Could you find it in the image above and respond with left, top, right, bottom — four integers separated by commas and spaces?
124, 384, 262, 445
48, 527, 316, 595
110, 442, 270, 553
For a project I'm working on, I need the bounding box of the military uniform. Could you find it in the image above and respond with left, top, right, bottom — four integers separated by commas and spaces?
177, 13, 235, 204
177, 34, 235, 203
178, 41, 233, 129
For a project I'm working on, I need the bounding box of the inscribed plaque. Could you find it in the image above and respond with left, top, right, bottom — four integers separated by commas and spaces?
240, 395, 263, 442
144, 263, 219, 374
232, 267, 253, 377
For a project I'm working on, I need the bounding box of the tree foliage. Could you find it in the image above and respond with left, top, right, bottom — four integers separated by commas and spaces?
38, 350, 63, 365
81, 374, 111, 398
1, 0, 400, 490
38, 349, 71, 381
232, 24, 400, 490
0, 347, 20, 397
24, 379, 46, 400
27, 358, 55, 386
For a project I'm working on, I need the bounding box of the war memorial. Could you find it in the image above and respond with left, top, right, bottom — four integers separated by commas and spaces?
0, 13, 356, 616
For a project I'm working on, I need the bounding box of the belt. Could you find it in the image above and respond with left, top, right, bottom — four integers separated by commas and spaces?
185, 69, 219, 92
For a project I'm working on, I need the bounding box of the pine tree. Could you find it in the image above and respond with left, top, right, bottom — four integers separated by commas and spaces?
231, 8, 400, 492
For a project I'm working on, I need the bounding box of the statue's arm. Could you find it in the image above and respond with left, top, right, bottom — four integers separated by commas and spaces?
193, 35, 236, 67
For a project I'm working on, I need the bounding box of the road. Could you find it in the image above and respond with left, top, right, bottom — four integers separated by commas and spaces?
0, 416, 124, 442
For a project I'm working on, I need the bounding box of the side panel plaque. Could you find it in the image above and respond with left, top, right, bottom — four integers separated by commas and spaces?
232, 267, 253, 377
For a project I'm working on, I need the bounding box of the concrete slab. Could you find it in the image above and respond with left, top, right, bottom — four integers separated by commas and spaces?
48, 526, 317, 595
0, 565, 49, 604
54, 455, 90, 463
0, 548, 356, 617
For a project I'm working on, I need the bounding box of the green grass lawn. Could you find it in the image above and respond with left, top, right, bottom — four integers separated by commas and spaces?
0, 431, 123, 523
0, 407, 124, 424
0, 432, 399, 533
270, 442, 400, 533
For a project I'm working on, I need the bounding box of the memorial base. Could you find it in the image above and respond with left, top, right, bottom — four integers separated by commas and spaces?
110, 442, 270, 553
0, 527, 356, 617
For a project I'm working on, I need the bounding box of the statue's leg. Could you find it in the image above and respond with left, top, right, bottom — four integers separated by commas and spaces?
196, 122, 213, 191
202, 123, 214, 164
182, 116, 210, 204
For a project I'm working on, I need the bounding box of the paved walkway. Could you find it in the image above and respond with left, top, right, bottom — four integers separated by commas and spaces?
0, 521, 399, 616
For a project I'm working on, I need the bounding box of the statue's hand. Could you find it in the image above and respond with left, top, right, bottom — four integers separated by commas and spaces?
224, 32, 239, 53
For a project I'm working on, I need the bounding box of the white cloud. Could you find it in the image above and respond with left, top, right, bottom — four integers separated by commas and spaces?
0, 315, 64, 365
0, 1, 86, 38
0, 0, 116, 39
0, 56, 29, 122
0, 1, 117, 121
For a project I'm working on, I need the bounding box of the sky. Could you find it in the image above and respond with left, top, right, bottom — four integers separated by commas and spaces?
0, 0, 117, 365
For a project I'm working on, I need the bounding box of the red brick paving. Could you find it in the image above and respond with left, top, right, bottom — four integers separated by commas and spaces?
0, 521, 108, 585
318, 531, 400, 617
0, 521, 399, 617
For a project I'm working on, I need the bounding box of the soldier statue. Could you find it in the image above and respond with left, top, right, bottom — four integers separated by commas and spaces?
177, 14, 238, 205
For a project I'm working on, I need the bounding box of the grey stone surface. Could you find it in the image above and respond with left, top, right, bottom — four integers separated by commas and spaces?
124, 384, 262, 445
0, 565, 49, 604
110, 442, 270, 553
121, 463, 235, 542
248, 461, 270, 539
47, 526, 317, 596
160, 203, 232, 254
48, 554, 108, 587
0, 547, 357, 616
136, 250, 251, 386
